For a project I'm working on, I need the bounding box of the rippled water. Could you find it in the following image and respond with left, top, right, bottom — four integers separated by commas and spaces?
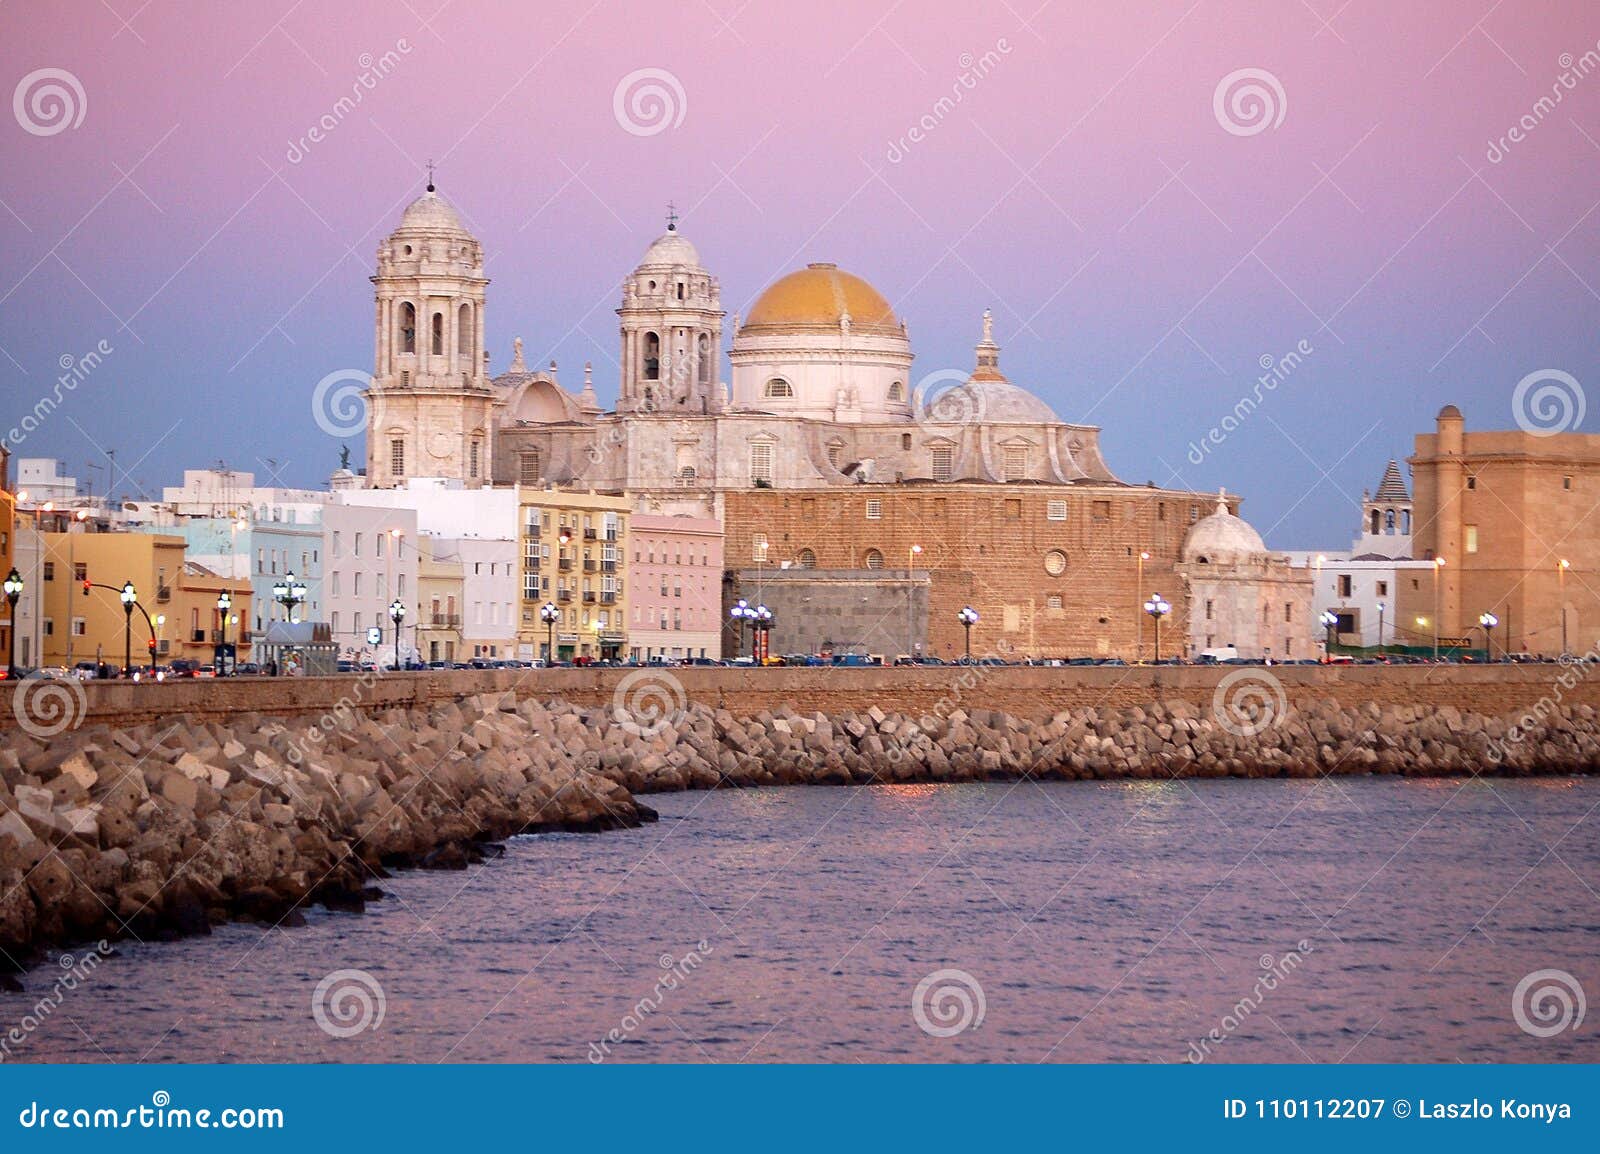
7, 778, 1599, 1063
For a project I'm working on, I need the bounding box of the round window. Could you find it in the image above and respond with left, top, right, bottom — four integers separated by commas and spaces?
1044, 549, 1068, 576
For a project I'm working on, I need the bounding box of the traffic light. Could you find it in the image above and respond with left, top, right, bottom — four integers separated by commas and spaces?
82, 580, 91, 596
147, 638, 157, 653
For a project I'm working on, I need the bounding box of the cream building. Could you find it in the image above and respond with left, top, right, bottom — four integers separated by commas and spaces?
1179, 493, 1315, 660
518, 488, 630, 660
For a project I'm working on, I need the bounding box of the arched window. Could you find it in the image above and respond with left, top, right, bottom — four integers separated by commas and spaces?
431, 311, 444, 356
796, 548, 817, 569
1369, 509, 1380, 534
887, 381, 904, 402
643, 332, 660, 380
678, 465, 697, 485
458, 303, 473, 358
764, 378, 794, 398
864, 548, 884, 570
697, 333, 711, 384
1384, 509, 1396, 532
400, 302, 416, 354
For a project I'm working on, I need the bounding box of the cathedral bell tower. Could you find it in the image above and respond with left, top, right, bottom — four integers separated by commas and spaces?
365, 179, 493, 488
617, 208, 725, 415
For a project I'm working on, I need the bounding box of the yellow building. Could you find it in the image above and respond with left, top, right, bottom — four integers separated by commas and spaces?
518, 488, 630, 660
36, 531, 253, 672
416, 536, 465, 664
1406, 404, 1600, 656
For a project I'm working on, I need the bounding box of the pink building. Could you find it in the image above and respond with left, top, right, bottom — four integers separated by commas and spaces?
627, 514, 723, 661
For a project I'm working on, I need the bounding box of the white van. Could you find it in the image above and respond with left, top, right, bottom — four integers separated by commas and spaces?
1198, 646, 1240, 664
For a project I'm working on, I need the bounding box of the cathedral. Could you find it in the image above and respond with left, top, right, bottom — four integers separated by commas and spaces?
362, 183, 1282, 659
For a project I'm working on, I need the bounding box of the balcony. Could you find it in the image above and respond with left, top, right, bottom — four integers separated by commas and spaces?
525, 525, 541, 539
583, 528, 597, 541
525, 558, 541, 571
557, 590, 573, 603
156, 585, 172, 604
430, 614, 461, 627
558, 558, 573, 571
582, 591, 596, 603
583, 559, 597, 573
600, 592, 617, 605
601, 560, 616, 573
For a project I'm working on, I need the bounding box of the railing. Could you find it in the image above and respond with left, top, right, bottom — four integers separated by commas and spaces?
600, 592, 616, 604
557, 590, 573, 602
601, 561, 616, 573
430, 614, 461, 627
582, 591, 596, 603
525, 558, 541, 570
558, 558, 573, 571
156, 586, 172, 603
583, 528, 597, 540
583, 559, 597, 572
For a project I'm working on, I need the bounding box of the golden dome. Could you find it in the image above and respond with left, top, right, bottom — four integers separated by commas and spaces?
741, 263, 901, 336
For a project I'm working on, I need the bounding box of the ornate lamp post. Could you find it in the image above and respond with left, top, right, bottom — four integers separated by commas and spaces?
540, 601, 560, 663
730, 598, 754, 659
273, 571, 307, 624
1479, 611, 1498, 662
1319, 609, 1338, 659
388, 598, 406, 669
957, 605, 979, 663
752, 603, 773, 663
216, 590, 232, 676
119, 580, 137, 678
1375, 600, 1386, 659
1558, 558, 1571, 656
3, 568, 22, 675
1143, 593, 1171, 663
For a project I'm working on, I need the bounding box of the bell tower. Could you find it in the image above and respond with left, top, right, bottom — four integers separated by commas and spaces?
365, 178, 493, 488
617, 208, 724, 415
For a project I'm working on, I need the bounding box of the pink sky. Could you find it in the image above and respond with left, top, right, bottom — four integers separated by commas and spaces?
3, 0, 1598, 544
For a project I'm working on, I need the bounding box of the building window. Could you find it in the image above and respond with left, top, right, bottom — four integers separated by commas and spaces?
796, 548, 816, 569
1564, 475, 1573, 490
431, 311, 444, 355
400, 302, 415, 353
1092, 500, 1111, 520
901, 433, 913, 450
865, 499, 882, 520
1205, 599, 1214, 620
1465, 524, 1478, 554
826, 443, 843, 469
42, 562, 53, 581
470, 439, 481, 479
1003, 446, 1027, 480
458, 302, 473, 358
1043, 549, 1067, 576
1284, 602, 1293, 622
751, 533, 768, 562
1004, 498, 1022, 519
71, 617, 86, 636
888, 381, 904, 402
1189, 505, 1201, 523
1047, 500, 1067, 521
354, 533, 363, 557
930, 445, 954, 481
1045, 594, 1063, 609
1376, 581, 1387, 596
520, 450, 541, 484
1337, 575, 1352, 598
763, 378, 793, 398
864, 548, 884, 570
749, 442, 774, 484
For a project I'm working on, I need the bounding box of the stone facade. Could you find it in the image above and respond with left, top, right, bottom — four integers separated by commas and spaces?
1178, 494, 1315, 660
731, 567, 931, 659
1407, 405, 1600, 655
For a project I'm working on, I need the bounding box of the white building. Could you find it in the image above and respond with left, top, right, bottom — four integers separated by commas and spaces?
321, 504, 419, 663
1179, 493, 1315, 660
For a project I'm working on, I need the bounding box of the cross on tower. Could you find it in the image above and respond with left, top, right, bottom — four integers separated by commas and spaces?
426, 158, 436, 191
666, 201, 678, 231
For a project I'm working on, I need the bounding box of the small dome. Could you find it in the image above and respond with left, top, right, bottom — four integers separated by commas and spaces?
921, 378, 1059, 424
638, 227, 700, 268
742, 264, 900, 336
1437, 403, 1463, 420
1182, 493, 1267, 562
398, 187, 471, 236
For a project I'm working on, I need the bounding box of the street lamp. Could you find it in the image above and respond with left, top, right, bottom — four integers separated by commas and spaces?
752, 603, 773, 663
1478, 611, 1499, 662
1558, 558, 1571, 656
907, 544, 924, 656
1143, 593, 1171, 663
1135, 551, 1151, 662
216, 590, 232, 676
3, 568, 22, 675
957, 605, 979, 663
273, 571, 307, 624
540, 601, 560, 663
389, 598, 406, 669
1432, 556, 1446, 660
730, 598, 754, 658
1319, 609, 1338, 659
119, 580, 137, 678
1375, 601, 1386, 659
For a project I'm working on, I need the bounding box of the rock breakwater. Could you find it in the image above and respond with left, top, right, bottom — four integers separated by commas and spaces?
2, 689, 1596, 971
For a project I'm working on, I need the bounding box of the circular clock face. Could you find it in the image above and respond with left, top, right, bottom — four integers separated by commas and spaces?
1044, 549, 1068, 576
428, 430, 454, 459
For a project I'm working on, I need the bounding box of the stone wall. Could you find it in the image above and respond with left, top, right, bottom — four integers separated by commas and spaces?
12, 662, 1600, 735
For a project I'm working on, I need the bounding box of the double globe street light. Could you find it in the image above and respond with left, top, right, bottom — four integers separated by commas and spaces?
216, 590, 232, 676
540, 601, 560, 664
1479, 611, 1499, 662
957, 606, 979, 663
389, 599, 406, 670
273, 572, 307, 624
1319, 610, 1339, 659
119, 581, 137, 678
1143, 593, 1171, 663
4, 568, 22, 675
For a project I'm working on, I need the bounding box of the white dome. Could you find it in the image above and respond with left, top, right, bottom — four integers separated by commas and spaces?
638, 228, 700, 268
1183, 494, 1267, 562
398, 187, 471, 236
927, 378, 1058, 424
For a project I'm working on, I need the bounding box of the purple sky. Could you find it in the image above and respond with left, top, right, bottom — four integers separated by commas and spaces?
4, 1, 1598, 546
